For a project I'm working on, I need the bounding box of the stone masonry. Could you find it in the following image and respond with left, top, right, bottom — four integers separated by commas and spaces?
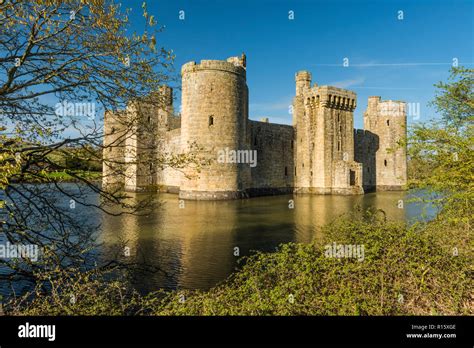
103, 54, 407, 200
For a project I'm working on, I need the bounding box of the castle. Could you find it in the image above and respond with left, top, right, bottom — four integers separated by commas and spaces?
103, 54, 407, 200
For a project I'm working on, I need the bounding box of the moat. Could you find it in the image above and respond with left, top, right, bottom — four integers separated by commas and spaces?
96, 190, 436, 293
0, 188, 437, 297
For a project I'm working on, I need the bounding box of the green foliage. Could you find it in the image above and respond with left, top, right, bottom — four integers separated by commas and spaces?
62, 146, 102, 172
0, 0, 173, 189
24, 170, 102, 182
408, 66, 473, 222
7, 211, 472, 316
0, 0, 181, 285
0, 127, 22, 189
432, 66, 473, 126
6, 267, 145, 316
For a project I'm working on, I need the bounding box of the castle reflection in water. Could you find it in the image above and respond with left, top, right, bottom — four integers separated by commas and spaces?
99, 191, 434, 293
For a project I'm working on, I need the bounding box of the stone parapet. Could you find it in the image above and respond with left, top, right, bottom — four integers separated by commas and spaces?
181, 58, 246, 77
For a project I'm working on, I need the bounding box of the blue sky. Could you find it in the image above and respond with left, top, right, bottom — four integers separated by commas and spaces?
120, 0, 473, 129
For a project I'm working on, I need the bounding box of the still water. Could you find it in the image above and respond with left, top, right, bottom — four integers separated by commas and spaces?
97, 191, 436, 293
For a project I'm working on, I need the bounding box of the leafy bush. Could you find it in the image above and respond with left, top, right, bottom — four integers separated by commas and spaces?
8, 209, 472, 316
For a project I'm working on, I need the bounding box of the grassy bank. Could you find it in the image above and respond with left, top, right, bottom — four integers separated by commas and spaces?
7, 207, 472, 316
13, 170, 102, 183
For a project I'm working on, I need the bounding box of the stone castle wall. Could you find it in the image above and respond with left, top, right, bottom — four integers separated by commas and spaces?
248, 120, 294, 195
167, 114, 181, 131
354, 129, 378, 191
157, 128, 182, 192
103, 55, 407, 199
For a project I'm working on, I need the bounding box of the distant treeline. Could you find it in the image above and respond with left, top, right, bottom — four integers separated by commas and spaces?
47, 146, 102, 172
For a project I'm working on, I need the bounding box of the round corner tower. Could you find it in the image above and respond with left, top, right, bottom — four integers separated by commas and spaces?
179, 56, 250, 200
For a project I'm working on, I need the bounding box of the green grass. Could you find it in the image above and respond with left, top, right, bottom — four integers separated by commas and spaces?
19, 170, 102, 183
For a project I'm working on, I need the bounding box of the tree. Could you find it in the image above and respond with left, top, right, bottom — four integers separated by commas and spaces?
408, 67, 473, 223
0, 0, 198, 295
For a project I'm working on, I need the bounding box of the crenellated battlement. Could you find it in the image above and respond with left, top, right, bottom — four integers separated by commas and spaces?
295, 70, 357, 111
367, 96, 406, 117
181, 56, 246, 77
377, 100, 406, 117
317, 86, 356, 110
298, 85, 357, 111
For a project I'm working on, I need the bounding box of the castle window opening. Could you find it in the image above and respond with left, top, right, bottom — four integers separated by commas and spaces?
254, 136, 257, 146
284, 166, 288, 176
384, 159, 387, 166
208, 115, 214, 126
349, 170, 356, 186
294, 166, 297, 176
386, 119, 390, 126
147, 116, 151, 124
291, 140, 294, 149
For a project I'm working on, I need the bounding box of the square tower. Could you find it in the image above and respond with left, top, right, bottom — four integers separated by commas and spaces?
293, 71, 363, 194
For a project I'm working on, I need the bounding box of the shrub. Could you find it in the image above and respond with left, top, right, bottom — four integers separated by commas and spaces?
8, 209, 472, 316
